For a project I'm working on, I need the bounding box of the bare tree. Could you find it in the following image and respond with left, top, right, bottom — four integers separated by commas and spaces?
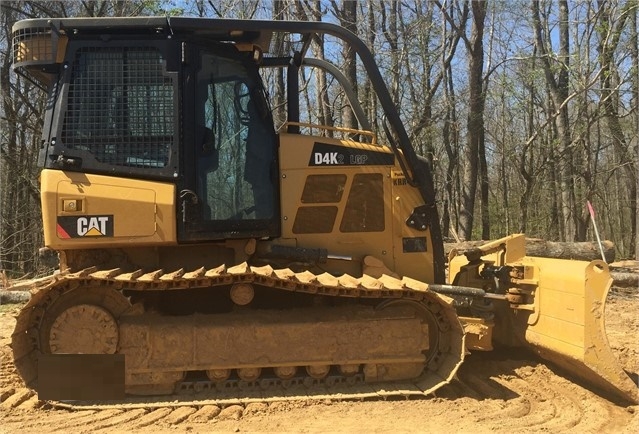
330, 0, 358, 130
443, 0, 487, 241
595, 0, 637, 252
531, 0, 578, 241
3, 0, 639, 278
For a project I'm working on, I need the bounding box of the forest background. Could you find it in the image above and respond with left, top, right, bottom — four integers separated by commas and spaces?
0, 0, 637, 278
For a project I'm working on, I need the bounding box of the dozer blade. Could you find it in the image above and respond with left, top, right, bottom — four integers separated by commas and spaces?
451, 234, 638, 404
511, 255, 638, 404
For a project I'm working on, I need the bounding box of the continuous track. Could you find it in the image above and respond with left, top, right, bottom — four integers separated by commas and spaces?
11, 263, 465, 409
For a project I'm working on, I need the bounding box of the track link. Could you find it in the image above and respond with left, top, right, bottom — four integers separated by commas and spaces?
12, 263, 465, 407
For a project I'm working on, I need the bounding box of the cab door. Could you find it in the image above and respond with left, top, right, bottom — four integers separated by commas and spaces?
178, 44, 280, 242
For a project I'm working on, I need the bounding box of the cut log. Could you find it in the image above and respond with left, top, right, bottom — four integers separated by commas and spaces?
525, 238, 616, 263
610, 260, 639, 271
609, 261, 638, 290
445, 238, 616, 263
609, 271, 638, 289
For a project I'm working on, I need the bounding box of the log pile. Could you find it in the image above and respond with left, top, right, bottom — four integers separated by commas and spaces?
444, 238, 616, 263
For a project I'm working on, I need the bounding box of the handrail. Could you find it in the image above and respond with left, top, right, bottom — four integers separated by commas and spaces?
280, 122, 377, 145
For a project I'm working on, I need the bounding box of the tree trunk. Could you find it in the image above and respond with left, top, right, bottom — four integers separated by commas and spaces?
436, 0, 466, 240
459, 0, 487, 240
531, 0, 576, 241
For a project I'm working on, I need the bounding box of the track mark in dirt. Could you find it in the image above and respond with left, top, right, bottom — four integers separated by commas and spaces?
1, 388, 33, 409
488, 364, 605, 432
244, 402, 269, 415
186, 404, 221, 422
501, 375, 561, 427
90, 408, 148, 432
127, 407, 173, 428
15, 394, 44, 411
0, 387, 15, 402
46, 408, 124, 431
456, 361, 518, 401
164, 406, 197, 424
0, 409, 98, 434
218, 404, 244, 420
438, 354, 634, 433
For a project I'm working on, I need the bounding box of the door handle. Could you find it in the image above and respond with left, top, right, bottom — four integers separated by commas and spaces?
179, 189, 199, 223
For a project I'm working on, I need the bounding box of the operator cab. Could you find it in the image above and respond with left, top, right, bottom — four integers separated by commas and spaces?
24, 21, 280, 242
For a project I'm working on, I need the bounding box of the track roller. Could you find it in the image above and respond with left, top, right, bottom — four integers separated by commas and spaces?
238, 367, 261, 381
274, 366, 297, 380
306, 365, 330, 379
206, 369, 231, 383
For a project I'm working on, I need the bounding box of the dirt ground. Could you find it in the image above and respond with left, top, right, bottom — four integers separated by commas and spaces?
1, 292, 638, 434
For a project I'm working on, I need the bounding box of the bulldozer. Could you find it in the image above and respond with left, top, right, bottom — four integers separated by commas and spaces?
9, 16, 637, 404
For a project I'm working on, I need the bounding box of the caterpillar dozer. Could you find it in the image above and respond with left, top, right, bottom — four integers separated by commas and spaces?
10, 17, 638, 404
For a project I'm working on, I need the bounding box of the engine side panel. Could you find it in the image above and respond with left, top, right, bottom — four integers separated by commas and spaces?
278, 132, 437, 283
41, 169, 177, 249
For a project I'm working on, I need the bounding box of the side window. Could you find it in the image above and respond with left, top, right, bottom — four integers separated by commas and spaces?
195, 52, 275, 222
62, 46, 174, 170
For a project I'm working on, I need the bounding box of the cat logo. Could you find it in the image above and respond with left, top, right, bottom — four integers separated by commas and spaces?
57, 215, 114, 238
77, 216, 110, 236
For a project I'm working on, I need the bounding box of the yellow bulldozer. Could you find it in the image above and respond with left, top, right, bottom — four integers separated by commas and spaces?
10, 16, 637, 404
